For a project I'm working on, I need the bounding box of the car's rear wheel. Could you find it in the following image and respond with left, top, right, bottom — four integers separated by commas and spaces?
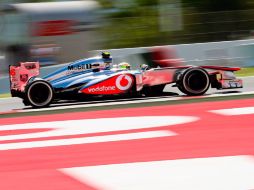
26, 80, 54, 108
177, 68, 210, 96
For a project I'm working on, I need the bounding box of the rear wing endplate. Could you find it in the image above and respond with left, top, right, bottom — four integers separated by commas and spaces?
9, 62, 40, 92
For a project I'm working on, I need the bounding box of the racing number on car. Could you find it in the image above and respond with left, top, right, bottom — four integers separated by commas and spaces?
0, 116, 199, 150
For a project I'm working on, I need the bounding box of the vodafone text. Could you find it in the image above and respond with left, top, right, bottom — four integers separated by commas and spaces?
87, 86, 116, 93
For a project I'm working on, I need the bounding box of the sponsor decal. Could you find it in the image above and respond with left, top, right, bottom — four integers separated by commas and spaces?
66, 63, 103, 75
87, 86, 116, 93
9, 67, 19, 89
67, 64, 92, 71
66, 64, 92, 75
82, 74, 133, 95
116, 74, 133, 90
9, 68, 16, 76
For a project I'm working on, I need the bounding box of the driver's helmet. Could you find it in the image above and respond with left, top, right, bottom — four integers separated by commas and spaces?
101, 51, 112, 69
118, 62, 131, 70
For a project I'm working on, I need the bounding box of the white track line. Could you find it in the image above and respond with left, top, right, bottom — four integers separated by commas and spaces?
18, 97, 182, 112
210, 106, 254, 116
0, 131, 171, 150
204, 90, 254, 98
0, 116, 195, 141
51, 95, 178, 107
0, 116, 198, 150
61, 155, 254, 190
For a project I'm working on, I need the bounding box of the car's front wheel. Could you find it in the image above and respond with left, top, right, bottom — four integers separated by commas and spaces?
177, 68, 210, 96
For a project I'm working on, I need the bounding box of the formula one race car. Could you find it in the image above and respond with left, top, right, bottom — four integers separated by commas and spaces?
9, 52, 243, 108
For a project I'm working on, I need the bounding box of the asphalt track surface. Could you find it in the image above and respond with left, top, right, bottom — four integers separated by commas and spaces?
0, 76, 254, 190
0, 76, 253, 113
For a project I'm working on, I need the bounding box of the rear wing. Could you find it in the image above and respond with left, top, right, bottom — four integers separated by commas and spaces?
9, 62, 40, 93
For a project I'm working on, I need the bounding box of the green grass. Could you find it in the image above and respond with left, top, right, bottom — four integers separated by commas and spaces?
236, 67, 254, 77
0, 93, 10, 98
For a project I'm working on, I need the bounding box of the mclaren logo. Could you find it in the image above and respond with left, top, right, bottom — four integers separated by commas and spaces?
116, 75, 133, 90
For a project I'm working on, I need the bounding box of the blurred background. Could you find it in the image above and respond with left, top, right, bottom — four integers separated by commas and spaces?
1, 0, 254, 76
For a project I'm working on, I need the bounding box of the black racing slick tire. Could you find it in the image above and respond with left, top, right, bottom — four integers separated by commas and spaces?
25, 80, 54, 108
177, 68, 210, 96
